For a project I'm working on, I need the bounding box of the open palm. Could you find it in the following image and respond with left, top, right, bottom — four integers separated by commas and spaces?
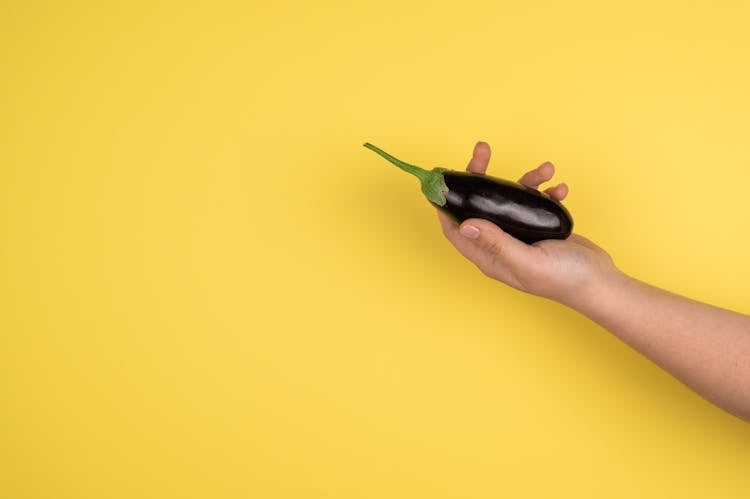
438, 142, 617, 305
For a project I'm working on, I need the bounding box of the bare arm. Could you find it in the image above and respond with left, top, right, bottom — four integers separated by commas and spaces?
440, 142, 750, 422
570, 271, 750, 421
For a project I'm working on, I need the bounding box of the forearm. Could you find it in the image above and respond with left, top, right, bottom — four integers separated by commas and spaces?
566, 271, 750, 422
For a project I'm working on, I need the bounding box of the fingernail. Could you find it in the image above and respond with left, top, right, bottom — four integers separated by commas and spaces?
460, 224, 480, 239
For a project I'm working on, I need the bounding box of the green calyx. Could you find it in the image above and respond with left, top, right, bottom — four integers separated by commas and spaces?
363, 142, 449, 206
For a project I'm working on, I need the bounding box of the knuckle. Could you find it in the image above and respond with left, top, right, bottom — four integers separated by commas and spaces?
485, 238, 505, 258
478, 264, 495, 278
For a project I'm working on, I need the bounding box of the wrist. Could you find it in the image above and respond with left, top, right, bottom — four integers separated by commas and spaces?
559, 263, 631, 314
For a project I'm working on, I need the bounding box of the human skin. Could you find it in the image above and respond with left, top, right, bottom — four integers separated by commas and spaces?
438, 142, 750, 422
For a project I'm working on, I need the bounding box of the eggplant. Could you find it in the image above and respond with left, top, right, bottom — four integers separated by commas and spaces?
364, 143, 573, 244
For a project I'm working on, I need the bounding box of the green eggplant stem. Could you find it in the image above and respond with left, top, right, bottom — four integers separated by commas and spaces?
363, 142, 449, 206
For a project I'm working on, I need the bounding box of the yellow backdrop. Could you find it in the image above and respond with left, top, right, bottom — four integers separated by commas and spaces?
2, 1, 749, 498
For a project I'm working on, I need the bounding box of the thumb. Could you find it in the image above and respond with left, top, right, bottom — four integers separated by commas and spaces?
458, 219, 533, 267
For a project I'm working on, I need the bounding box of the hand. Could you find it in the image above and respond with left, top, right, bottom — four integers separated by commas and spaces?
438, 142, 619, 306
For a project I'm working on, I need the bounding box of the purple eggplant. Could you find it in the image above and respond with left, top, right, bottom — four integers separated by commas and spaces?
364, 143, 573, 244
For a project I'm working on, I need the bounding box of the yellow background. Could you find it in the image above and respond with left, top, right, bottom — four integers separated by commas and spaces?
2, 1, 750, 497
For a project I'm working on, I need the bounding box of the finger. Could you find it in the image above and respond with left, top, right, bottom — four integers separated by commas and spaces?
466, 141, 491, 174
457, 218, 534, 269
437, 210, 458, 237
543, 182, 569, 201
437, 211, 492, 264
518, 161, 554, 189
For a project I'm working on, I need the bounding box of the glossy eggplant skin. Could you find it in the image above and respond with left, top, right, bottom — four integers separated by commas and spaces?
437, 171, 573, 244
